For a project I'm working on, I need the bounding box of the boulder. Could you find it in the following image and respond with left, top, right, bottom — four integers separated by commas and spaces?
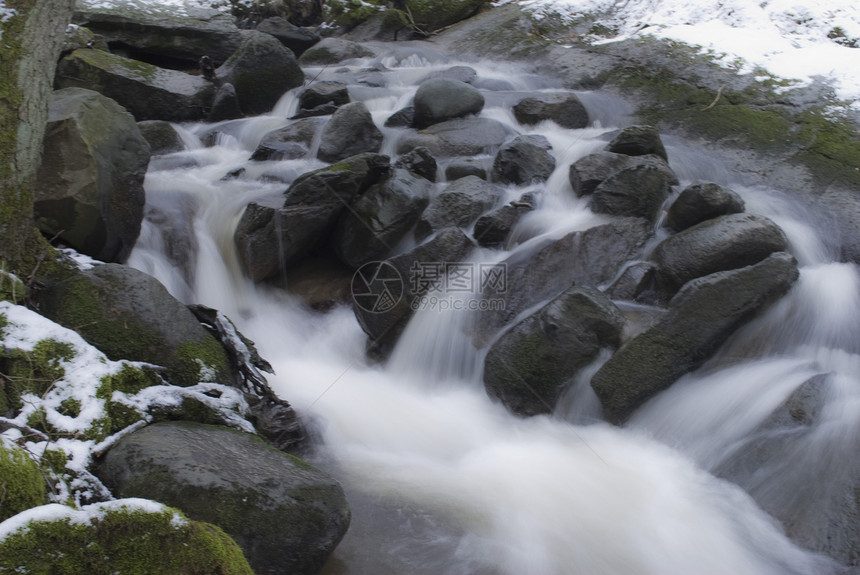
605, 261, 659, 302
604, 125, 668, 161
591, 252, 799, 424
475, 217, 652, 345
415, 175, 503, 240
512, 93, 589, 129
290, 102, 340, 119
473, 198, 534, 248
235, 153, 390, 281
137, 120, 185, 155
62, 23, 109, 54
590, 163, 675, 224
298, 37, 374, 65
256, 16, 320, 56
208, 82, 243, 122
299, 81, 350, 111
331, 169, 433, 268
55, 49, 215, 122
317, 102, 383, 162
250, 118, 325, 161
384, 105, 414, 128
445, 158, 489, 180
819, 186, 860, 264
483, 286, 624, 416
491, 134, 556, 185
35, 88, 149, 263
393, 146, 438, 182
0, 500, 253, 575
413, 78, 484, 129
650, 213, 789, 293
37, 263, 231, 387
0, 442, 45, 522
418, 65, 478, 84
94, 421, 350, 575
403, 0, 487, 32
216, 31, 304, 115
72, 1, 241, 65
397, 117, 516, 157
664, 182, 745, 232
568, 151, 677, 197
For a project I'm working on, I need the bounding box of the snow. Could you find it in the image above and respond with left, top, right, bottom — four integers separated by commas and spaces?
0, 0, 15, 41
518, 0, 860, 109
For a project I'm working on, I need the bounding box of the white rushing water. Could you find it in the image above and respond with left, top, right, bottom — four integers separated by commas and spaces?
128, 46, 854, 574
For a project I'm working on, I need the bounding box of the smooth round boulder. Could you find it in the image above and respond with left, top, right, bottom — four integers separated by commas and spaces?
512, 93, 589, 129
604, 125, 668, 161
317, 102, 383, 162
590, 163, 674, 223
664, 182, 746, 232
492, 134, 556, 185
413, 78, 484, 129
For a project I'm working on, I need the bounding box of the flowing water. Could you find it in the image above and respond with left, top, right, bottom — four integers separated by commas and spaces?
128, 44, 856, 574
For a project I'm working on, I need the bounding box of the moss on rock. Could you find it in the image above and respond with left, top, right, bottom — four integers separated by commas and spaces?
0, 442, 47, 522
1, 338, 76, 412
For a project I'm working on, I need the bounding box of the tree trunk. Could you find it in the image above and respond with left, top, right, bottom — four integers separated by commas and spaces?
0, 0, 75, 273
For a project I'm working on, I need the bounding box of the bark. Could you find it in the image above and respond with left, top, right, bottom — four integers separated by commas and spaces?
0, 0, 75, 272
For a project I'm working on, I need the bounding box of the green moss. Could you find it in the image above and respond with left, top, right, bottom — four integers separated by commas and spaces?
66, 48, 159, 83
105, 364, 163, 395
325, 0, 384, 28
1, 338, 76, 412
57, 398, 82, 418
106, 400, 145, 433
0, 269, 26, 304
0, 442, 47, 522
174, 339, 231, 387
0, 504, 254, 575
38, 447, 69, 476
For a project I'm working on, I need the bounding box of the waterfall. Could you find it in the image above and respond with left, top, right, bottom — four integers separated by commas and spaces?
128, 48, 851, 575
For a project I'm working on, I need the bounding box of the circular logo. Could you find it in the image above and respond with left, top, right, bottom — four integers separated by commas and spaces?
351, 261, 404, 313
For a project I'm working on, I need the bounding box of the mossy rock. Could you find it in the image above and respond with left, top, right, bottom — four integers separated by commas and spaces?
403, 0, 487, 33
0, 442, 47, 522
0, 501, 254, 574
0, 270, 27, 305
1, 338, 76, 413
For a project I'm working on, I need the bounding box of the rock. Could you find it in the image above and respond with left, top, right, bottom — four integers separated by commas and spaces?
317, 102, 384, 163
568, 151, 677, 197
413, 78, 484, 129
256, 16, 320, 56
590, 162, 675, 224
331, 169, 432, 268
216, 30, 304, 115
473, 200, 534, 248
143, 191, 199, 287
492, 134, 556, 185
250, 118, 325, 161
445, 158, 489, 180
591, 252, 799, 424
650, 213, 789, 293
208, 82, 243, 121
393, 146, 438, 181
403, 0, 487, 32
290, 102, 340, 119
818, 186, 860, 264
35, 88, 149, 263
512, 93, 589, 129
384, 106, 414, 127
397, 117, 516, 157
353, 228, 475, 355
483, 286, 624, 416
0, 442, 45, 522
55, 49, 215, 122
37, 263, 231, 387
72, 1, 242, 65
234, 153, 390, 281
137, 120, 185, 155
275, 256, 353, 310
605, 125, 668, 161
62, 23, 109, 54
299, 80, 350, 111
418, 65, 478, 84
0, 500, 253, 575
298, 37, 374, 65
475, 218, 652, 345
415, 176, 503, 240
605, 261, 659, 302
664, 182, 745, 232
94, 421, 350, 575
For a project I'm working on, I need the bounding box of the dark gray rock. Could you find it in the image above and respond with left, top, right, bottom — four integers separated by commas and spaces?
298, 37, 374, 65
208, 82, 243, 122
403, 0, 486, 33
35, 88, 149, 263
591, 252, 800, 424
605, 125, 668, 161
664, 182, 745, 232
473, 199, 534, 248
484, 286, 624, 416
396, 117, 516, 157
137, 120, 184, 155
476, 217, 652, 344
568, 151, 677, 197
94, 421, 350, 575
62, 22, 109, 53
590, 163, 675, 223
331, 169, 432, 268
317, 102, 383, 163
256, 16, 320, 56
413, 78, 484, 129
512, 92, 589, 129
492, 134, 556, 185
250, 118, 325, 161
37, 263, 231, 387
650, 213, 789, 293
299, 81, 349, 111
394, 146, 438, 182
415, 176, 503, 240
55, 49, 215, 122
216, 30, 304, 115
418, 65, 477, 85
290, 102, 340, 119
605, 261, 659, 302
384, 106, 414, 128
445, 158, 489, 181
815, 186, 860, 264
